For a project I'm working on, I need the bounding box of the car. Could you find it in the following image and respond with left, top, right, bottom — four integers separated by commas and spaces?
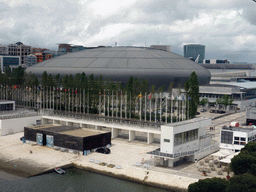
200, 109, 206, 112
218, 110, 226, 114
196, 112, 200, 115
210, 109, 216, 113
95, 147, 111, 154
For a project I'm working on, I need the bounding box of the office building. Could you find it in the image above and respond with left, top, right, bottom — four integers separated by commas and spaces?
0, 45, 8, 55
184, 44, 205, 63
0, 56, 20, 72
8, 42, 31, 65
220, 125, 256, 152
148, 117, 218, 167
25, 54, 37, 66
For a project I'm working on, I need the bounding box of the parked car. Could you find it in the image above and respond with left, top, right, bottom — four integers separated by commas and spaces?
95, 147, 111, 154
200, 109, 207, 112
218, 110, 226, 114
210, 109, 216, 113
196, 112, 200, 115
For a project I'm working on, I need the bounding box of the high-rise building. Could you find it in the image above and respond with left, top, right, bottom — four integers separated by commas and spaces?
183, 44, 205, 63
8, 42, 31, 65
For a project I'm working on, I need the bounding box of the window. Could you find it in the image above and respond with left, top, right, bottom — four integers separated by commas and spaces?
164, 139, 170, 143
174, 129, 198, 146
234, 137, 239, 140
234, 141, 239, 145
241, 137, 246, 141
221, 131, 233, 144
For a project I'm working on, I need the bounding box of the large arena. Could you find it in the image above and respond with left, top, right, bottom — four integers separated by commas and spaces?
26, 46, 211, 89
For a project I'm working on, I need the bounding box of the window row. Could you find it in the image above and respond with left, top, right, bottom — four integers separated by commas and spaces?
174, 129, 198, 146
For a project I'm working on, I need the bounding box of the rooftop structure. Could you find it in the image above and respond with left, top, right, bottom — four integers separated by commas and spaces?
200, 81, 256, 110
150, 45, 172, 52
220, 125, 256, 152
26, 46, 211, 89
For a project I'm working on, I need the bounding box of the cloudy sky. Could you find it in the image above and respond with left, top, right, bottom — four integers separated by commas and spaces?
1, 0, 256, 63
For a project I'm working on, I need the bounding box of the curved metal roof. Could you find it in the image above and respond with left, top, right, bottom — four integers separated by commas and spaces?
26, 46, 211, 88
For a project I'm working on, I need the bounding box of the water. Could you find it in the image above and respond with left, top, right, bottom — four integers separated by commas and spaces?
0, 168, 171, 192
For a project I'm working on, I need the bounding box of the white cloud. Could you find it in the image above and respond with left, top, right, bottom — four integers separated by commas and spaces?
1, 0, 256, 62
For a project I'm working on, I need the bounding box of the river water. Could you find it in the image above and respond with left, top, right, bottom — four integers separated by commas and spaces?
0, 168, 171, 192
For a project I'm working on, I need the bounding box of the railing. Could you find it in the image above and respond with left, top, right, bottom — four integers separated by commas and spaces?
41, 110, 161, 130
148, 143, 220, 159
0, 109, 39, 120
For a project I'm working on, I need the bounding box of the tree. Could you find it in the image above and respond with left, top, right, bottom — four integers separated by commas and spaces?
230, 142, 256, 176
226, 173, 256, 192
41, 71, 48, 87
188, 177, 229, 192
200, 98, 208, 106
186, 71, 199, 118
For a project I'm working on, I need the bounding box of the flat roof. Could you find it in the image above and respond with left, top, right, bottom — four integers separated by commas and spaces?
217, 82, 256, 89
222, 127, 255, 133
27, 124, 108, 137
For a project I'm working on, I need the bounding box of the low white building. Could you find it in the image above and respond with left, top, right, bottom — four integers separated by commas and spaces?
149, 117, 219, 167
220, 126, 256, 152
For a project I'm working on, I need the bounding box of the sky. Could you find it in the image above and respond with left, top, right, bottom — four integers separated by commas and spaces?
0, 0, 256, 63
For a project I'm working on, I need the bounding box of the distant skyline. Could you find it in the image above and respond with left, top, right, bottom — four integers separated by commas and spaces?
1, 0, 256, 63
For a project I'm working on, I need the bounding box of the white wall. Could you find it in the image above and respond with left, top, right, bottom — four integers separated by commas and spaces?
0, 116, 42, 136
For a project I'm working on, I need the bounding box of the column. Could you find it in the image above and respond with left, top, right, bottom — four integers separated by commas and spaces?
129, 130, 135, 141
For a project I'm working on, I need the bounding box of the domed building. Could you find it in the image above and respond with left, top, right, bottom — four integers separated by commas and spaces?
26, 46, 211, 89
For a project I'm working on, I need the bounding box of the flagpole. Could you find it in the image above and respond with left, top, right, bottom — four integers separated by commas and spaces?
116, 91, 118, 118
140, 93, 142, 121
112, 90, 114, 118
160, 92, 162, 124
99, 91, 101, 115
120, 91, 122, 119
104, 90, 106, 116
108, 91, 110, 117
125, 91, 127, 119
171, 94, 173, 123
155, 94, 157, 123
150, 93, 151, 122
166, 94, 167, 124
145, 92, 147, 122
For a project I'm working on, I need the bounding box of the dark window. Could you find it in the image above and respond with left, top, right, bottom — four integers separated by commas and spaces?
234, 141, 239, 145
234, 137, 239, 140
164, 139, 170, 143
221, 131, 233, 144
241, 137, 246, 141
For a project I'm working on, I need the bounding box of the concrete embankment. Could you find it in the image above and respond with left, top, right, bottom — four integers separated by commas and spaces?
0, 132, 197, 191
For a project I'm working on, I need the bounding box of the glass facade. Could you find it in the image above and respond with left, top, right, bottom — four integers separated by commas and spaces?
174, 129, 198, 146
221, 131, 233, 144
3, 57, 19, 67
184, 44, 205, 63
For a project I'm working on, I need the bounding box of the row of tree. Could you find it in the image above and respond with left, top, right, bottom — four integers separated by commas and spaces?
188, 142, 256, 192
0, 67, 200, 119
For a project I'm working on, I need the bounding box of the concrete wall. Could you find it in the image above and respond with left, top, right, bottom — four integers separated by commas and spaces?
0, 116, 42, 136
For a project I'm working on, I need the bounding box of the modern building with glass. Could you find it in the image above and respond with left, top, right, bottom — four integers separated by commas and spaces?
184, 44, 205, 63
26, 46, 211, 89
0, 56, 20, 72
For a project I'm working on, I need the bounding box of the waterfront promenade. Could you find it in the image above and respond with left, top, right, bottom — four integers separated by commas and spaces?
0, 110, 246, 191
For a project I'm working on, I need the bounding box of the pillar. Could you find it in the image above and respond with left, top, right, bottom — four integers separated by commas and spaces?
42, 118, 48, 125
112, 128, 119, 138
147, 133, 154, 144
129, 130, 135, 142
66, 121, 73, 126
